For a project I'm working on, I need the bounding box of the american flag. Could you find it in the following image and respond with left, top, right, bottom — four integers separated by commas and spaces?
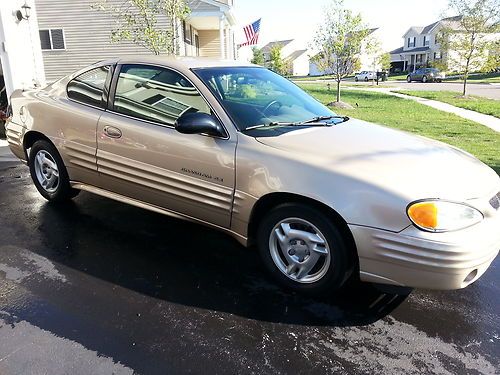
239, 18, 261, 47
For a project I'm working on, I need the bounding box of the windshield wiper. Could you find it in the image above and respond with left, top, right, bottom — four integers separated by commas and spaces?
244, 115, 349, 131
300, 115, 349, 124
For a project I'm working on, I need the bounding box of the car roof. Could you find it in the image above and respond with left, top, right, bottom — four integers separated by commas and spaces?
114, 55, 258, 72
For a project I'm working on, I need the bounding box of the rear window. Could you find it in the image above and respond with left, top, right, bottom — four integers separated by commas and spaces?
67, 66, 110, 108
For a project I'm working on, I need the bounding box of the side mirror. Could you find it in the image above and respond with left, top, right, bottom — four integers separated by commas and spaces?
175, 112, 225, 138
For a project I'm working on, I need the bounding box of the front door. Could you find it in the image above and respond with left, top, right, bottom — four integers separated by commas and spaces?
96, 64, 236, 227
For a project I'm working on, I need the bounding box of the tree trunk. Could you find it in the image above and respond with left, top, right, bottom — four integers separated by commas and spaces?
463, 58, 470, 96
336, 79, 341, 102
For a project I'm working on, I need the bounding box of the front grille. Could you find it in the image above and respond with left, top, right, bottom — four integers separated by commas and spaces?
490, 191, 500, 210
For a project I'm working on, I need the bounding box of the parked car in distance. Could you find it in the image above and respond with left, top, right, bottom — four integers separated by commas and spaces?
355, 71, 376, 81
407, 68, 445, 83
5, 57, 500, 295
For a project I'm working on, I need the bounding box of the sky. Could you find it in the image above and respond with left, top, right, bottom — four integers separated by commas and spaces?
233, 0, 450, 53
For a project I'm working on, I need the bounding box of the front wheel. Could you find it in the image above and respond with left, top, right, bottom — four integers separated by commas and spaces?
29, 140, 79, 202
407, 75, 412, 83
422, 75, 427, 83
257, 203, 353, 295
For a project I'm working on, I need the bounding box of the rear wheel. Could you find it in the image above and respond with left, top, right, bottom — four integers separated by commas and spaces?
422, 75, 427, 83
28, 140, 79, 202
364, 77, 368, 82
257, 203, 353, 295
355, 77, 359, 82
407, 75, 412, 83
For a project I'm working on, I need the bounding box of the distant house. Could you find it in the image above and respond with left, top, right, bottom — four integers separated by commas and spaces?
35, 0, 237, 81
309, 27, 382, 76
261, 39, 310, 76
389, 16, 499, 73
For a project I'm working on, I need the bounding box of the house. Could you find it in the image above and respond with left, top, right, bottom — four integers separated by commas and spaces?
389, 16, 498, 73
309, 28, 382, 76
389, 17, 462, 73
0, 0, 46, 98
261, 39, 310, 76
35, 0, 237, 81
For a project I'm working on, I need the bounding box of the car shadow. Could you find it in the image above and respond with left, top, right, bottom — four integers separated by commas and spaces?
35, 194, 410, 327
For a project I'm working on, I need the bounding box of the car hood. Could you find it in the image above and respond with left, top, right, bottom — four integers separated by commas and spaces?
254, 119, 500, 201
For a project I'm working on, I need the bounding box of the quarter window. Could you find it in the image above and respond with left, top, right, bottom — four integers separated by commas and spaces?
39, 29, 65, 50
113, 64, 210, 126
67, 66, 110, 108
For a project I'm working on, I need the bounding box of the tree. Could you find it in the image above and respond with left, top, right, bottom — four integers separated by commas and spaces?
378, 52, 392, 72
251, 47, 265, 65
440, 0, 500, 96
92, 0, 190, 55
311, 0, 373, 104
268, 44, 291, 76
482, 40, 500, 72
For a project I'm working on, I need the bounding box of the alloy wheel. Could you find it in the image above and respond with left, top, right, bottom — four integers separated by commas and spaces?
34, 150, 60, 193
268, 217, 331, 284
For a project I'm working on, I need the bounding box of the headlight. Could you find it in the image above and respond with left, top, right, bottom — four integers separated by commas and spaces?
407, 200, 483, 232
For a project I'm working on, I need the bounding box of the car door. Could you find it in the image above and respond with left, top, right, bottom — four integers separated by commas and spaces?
95, 64, 236, 228
414, 69, 423, 80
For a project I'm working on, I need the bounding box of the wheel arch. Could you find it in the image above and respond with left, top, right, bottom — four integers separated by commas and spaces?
23, 131, 54, 157
247, 192, 359, 268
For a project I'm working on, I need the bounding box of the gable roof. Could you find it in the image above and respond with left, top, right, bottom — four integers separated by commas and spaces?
262, 40, 294, 52
403, 16, 463, 37
286, 49, 308, 61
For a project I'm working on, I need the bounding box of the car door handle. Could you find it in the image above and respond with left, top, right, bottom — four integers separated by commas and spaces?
103, 126, 122, 139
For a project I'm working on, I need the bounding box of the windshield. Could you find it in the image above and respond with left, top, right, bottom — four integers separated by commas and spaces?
192, 67, 338, 131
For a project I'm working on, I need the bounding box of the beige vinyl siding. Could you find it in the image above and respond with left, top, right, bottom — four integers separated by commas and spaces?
198, 30, 220, 58
35, 0, 172, 81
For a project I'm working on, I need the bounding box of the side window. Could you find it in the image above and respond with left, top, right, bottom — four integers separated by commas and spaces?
113, 64, 211, 126
67, 66, 110, 108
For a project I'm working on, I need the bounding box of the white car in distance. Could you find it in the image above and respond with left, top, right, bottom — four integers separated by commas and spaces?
355, 71, 376, 81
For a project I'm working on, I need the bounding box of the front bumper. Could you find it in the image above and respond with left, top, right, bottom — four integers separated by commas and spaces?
350, 196, 500, 289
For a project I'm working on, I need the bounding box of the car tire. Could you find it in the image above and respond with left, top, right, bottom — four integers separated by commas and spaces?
364, 77, 368, 82
257, 203, 353, 295
407, 76, 411, 83
422, 75, 427, 83
355, 77, 358, 82
28, 140, 79, 202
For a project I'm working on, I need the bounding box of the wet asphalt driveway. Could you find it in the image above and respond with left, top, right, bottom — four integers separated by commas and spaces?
0, 146, 499, 375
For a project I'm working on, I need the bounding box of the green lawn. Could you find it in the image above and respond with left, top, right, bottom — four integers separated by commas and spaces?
298, 83, 500, 174
393, 90, 500, 118
444, 72, 500, 84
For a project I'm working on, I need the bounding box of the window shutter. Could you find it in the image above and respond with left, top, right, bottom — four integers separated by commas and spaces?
39, 30, 51, 50
51, 29, 65, 49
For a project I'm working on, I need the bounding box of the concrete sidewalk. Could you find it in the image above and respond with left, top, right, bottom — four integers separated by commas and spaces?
347, 87, 500, 133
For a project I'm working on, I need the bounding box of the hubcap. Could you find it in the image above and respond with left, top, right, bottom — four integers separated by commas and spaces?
269, 218, 331, 284
34, 150, 59, 193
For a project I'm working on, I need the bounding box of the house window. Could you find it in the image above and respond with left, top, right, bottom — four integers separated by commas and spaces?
39, 29, 65, 50
434, 51, 442, 59
424, 36, 429, 46
408, 37, 416, 48
183, 21, 192, 44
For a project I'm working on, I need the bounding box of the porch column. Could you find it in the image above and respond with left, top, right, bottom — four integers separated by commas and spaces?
219, 16, 225, 59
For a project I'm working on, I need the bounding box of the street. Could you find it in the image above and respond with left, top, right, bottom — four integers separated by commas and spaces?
347, 80, 500, 100
0, 144, 499, 375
